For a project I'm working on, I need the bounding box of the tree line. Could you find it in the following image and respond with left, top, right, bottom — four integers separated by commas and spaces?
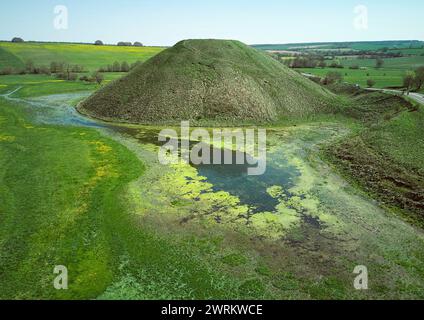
403, 66, 424, 94
97, 61, 141, 73
0, 60, 85, 76
0, 59, 141, 78
308, 71, 376, 88
284, 56, 384, 69
9, 37, 145, 47
94, 40, 144, 47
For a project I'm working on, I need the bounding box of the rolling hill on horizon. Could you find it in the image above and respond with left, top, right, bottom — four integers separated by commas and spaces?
252, 40, 424, 52
0, 41, 164, 71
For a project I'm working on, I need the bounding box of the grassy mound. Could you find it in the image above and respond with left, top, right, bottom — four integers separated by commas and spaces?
79, 39, 338, 124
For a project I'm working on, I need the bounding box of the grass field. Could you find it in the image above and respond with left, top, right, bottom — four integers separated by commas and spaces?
0, 74, 126, 97
300, 67, 404, 88
0, 98, 140, 298
0, 42, 164, 71
253, 40, 424, 52
299, 55, 424, 89
254, 40, 424, 89
337, 55, 424, 70
0, 78, 370, 300
2, 41, 423, 91
0, 87, 277, 299
0, 76, 423, 299
1, 40, 424, 299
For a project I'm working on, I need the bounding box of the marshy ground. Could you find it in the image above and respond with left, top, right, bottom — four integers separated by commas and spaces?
1, 81, 424, 299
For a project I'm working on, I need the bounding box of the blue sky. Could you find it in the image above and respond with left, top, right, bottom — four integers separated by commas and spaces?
0, 0, 423, 46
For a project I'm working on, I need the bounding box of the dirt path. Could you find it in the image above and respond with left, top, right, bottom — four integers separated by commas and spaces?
300, 73, 424, 106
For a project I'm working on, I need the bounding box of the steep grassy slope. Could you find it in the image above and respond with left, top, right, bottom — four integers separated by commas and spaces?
79, 39, 338, 124
0, 42, 164, 71
327, 91, 424, 225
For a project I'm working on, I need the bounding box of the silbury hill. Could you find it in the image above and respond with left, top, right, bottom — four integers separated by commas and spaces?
79, 39, 338, 124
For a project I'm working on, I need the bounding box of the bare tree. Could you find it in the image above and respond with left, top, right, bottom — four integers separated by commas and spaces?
120, 61, 130, 72
92, 71, 104, 85
112, 61, 121, 72
414, 66, 424, 90
375, 58, 384, 69
25, 60, 35, 73
403, 71, 415, 95
367, 79, 376, 88
323, 71, 343, 85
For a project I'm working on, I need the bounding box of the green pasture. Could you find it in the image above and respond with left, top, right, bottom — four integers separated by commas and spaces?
299, 68, 404, 88
0, 42, 164, 71
0, 73, 126, 97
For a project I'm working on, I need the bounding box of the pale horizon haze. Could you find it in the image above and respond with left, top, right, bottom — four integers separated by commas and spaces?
0, 0, 423, 46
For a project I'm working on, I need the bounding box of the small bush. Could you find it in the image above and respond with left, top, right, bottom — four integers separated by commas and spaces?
92, 71, 104, 85
56, 72, 78, 81
113, 61, 121, 72
309, 76, 322, 84
367, 79, 376, 88
329, 62, 344, 69
375, 58, 384, 69
68, 73, 78, 81
121, 61, 130, 72
50, 61, 66, 73
39, 66, 51, 75
323, 71, 343, 85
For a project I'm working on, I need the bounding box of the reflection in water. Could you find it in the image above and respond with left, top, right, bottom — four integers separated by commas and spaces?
114, 126, 299, 213
194, 150, 297, 213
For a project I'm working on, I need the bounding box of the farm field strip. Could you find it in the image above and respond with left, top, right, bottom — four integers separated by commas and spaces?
0, 42, 164, 71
